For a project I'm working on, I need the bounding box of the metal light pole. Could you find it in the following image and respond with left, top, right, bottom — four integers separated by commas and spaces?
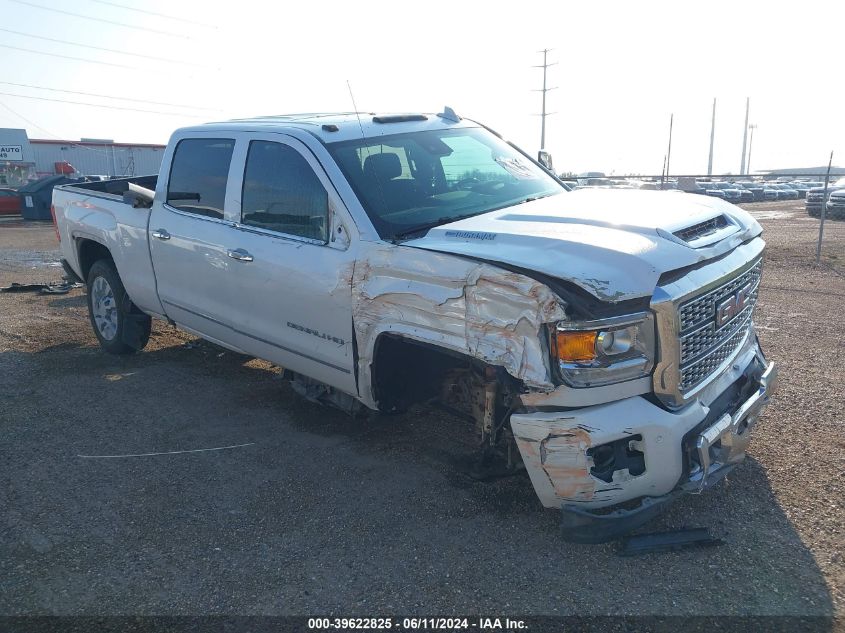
746, 124, 757, 175
707, 98, 716, 176
739, 97, 750, 175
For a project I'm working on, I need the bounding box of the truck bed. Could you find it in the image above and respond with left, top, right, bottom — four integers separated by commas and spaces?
60, 175, 158, 199
53, 174, 164, 317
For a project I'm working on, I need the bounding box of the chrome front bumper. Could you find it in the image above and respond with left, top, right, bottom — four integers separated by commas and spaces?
511, 339, 777, 543
691, 361, 777, 493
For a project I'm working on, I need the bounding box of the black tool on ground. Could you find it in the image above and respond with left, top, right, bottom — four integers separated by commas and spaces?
619, 527, 724, 556
0, 281, 83, 294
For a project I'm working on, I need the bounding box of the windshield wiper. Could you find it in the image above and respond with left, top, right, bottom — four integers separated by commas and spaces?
517, 193, 554, 205
391, 214, 482, 242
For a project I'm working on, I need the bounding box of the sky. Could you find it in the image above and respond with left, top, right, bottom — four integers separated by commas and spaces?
0, 0, 843, 176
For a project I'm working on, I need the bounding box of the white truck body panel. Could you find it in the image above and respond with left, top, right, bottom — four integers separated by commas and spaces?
52, 112, 777, 538
406, 189, 759, 302
56, 190, 164, 317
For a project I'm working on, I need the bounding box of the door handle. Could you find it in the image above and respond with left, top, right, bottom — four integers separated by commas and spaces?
226, 248, 253, 262
151, 228, 171, 240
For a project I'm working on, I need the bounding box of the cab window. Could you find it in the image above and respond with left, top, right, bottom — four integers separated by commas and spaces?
240, 141, 329, 242
166, 138, 234, 219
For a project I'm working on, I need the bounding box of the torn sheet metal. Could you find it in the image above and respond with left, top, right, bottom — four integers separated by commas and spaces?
352, 243, 567, 409
510, 397, 705, 509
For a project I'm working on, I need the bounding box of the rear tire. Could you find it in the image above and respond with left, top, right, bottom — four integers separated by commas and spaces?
86, 259, 151, 354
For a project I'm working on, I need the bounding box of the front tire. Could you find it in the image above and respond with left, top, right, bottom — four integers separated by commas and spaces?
86, 259, 151, 354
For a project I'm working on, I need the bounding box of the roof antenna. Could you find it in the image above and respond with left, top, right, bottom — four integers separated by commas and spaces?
346, 80, 366, 140
437, 106, 461, 122
346, 79, 390, 235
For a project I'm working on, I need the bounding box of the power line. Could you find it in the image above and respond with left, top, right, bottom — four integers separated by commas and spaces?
89, 0, 217, 29
0, 81, 222, 112
0, 27, 204, 67
0, 43, 138, 69
0, 91, 207, 118
10, 0, 190, 39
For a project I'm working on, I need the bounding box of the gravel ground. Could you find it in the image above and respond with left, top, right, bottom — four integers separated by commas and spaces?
0, 202, 842, 617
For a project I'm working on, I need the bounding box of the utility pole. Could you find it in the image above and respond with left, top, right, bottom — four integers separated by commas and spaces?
739, 97, 750, 175
746, 124, 757, 175
533, 49, 557, 151
707, 98, 716, 175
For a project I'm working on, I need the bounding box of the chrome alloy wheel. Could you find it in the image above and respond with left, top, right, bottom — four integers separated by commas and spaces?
91, 276, 118, 341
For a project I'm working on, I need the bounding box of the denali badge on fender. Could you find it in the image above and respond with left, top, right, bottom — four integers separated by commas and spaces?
715, 282, 753, 328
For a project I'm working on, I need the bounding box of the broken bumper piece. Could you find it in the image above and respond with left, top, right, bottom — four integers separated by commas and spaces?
511, 347, 777, 543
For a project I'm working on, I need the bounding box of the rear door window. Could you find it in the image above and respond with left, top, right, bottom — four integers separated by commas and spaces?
166, 138, 234, 219
240, 141, 329, 242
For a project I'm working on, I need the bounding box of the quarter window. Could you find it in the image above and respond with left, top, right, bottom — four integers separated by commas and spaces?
166, 138, 234, 219
241, 141, 329, 242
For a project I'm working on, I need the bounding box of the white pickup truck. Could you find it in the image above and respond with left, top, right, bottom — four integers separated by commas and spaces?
52, 110, 777, 541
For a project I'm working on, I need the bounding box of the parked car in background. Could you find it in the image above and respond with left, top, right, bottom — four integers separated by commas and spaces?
676, 177, 707, 195
784, 182, 809, 199
779, 184, 801, 200
636, 181, 667, 190
826, 189, 845, 219
734, 181, 766, 202
728, 183, 754, 203
699, 182, 727, 199
574, 177, 616, 189
0, 187, 21, 215
708, 182, 743, 202
805, 178, 845, 217
576, 171, 606, 186
766, 183, 799, 201
759, 184, 779, 201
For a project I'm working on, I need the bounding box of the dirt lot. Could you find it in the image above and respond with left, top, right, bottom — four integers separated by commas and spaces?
1, 201, 843, 617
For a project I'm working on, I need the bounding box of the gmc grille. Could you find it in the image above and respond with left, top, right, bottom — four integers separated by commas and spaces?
677, 259, 762, 392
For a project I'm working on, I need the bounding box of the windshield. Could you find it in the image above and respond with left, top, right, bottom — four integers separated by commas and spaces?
326, 127, 564, 240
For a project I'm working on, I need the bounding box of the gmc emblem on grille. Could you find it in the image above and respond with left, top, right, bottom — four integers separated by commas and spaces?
715, 283, 753, 328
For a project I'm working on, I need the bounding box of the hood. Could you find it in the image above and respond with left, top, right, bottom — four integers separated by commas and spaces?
404, 189, 762, 303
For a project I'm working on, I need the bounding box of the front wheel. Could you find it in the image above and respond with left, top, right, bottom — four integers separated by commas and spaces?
86, 259, 151, 354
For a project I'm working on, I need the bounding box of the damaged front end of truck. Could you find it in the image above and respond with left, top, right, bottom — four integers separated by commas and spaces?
336, 189, 779, 542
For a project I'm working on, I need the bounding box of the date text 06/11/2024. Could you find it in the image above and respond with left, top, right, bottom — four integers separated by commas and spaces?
307, 617, 528, 630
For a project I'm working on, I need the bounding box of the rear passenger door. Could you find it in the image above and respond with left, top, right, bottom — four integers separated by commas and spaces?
149, 135, 246, 350
218, 134, 357, 394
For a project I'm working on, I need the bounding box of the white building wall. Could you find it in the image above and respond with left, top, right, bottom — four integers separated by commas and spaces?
31, 142, 165, 177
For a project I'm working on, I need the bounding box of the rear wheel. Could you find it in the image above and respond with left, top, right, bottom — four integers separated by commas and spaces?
86, 259, 151, 354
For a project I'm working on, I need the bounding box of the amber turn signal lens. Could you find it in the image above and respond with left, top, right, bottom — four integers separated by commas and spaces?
555, 330, 598, 362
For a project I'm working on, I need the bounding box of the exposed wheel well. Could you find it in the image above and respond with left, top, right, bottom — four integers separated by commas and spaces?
370, 333, 520, 414
77, 239, 113, 281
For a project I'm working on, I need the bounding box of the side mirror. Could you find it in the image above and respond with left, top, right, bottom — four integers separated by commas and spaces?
538, 150, 554, 172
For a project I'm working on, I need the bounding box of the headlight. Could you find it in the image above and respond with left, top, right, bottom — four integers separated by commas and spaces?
552, 313, 656, 387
